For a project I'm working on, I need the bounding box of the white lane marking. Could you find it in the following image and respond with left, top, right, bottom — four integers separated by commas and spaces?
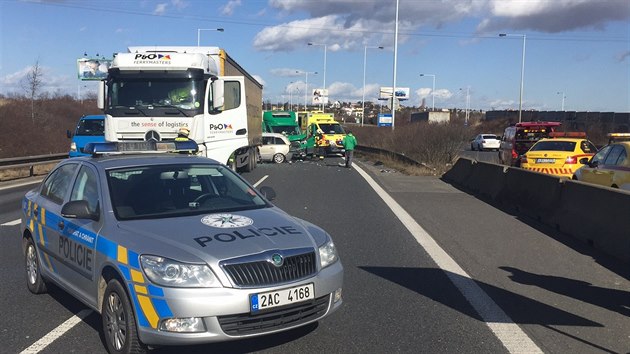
353, 164, 542, 354
20, 309, 92, 354
2, 219, 21, 226
253, 175, 269, 188
0, 179, 43, 191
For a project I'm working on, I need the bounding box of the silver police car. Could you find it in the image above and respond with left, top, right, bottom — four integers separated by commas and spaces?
21, 141, 343, 353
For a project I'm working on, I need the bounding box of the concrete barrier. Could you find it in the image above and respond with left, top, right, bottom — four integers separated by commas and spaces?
441, 157, 475, 186
500, 168, 564, 224
466, 161, 507, 200
442, 159, 630, 262
555, 180, 630, 262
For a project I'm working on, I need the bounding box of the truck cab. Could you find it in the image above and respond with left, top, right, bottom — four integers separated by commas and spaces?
67, 115, 105, 157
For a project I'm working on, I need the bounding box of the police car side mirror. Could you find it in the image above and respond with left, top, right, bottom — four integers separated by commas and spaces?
259, 186, 276, 201
61, 200, 99, 221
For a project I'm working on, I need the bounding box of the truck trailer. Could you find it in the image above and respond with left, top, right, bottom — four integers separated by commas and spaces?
97, 46, 263, 172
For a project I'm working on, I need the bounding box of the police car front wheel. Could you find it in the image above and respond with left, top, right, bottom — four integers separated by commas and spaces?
102, 279, 147, 354
25, 238, 47, 294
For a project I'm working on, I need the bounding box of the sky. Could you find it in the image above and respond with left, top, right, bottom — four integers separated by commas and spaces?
1, 0, 629, 112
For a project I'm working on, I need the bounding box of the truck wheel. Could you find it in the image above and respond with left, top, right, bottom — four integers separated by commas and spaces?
273, 153, 285, 164
228, 156, 237, 172
25, 237, 47, 294
102, 279, 147, 354
242, 150, 254, 172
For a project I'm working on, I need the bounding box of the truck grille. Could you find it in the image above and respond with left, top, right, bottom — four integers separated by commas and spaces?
218, 294, 329, 336
222, 251, 317, 288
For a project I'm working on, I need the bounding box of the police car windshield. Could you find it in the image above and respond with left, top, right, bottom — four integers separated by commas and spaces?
107, 164, 268, 220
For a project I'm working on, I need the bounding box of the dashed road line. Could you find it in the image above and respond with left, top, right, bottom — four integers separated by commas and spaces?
20, 309, 92, 354
2, 219, 21, 226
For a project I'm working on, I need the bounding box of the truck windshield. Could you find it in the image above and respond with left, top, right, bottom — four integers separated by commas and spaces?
106, 74, 204, 117
319, 123, 345, 134
270, 126, 301, 135
76, 119, 104, 136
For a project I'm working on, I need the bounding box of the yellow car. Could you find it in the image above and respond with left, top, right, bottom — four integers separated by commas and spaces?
573, 133, 630, 191
521, 134, 597, 177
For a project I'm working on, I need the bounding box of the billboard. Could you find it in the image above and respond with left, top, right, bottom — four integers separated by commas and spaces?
379, 87, 409, 100
378, 113, 393, 127
312, 88, 329, 104
77, 58, 111, 80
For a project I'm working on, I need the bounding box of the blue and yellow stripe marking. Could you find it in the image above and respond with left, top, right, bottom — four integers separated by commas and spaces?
97, 237, 173, 330
23, 198, 173, 330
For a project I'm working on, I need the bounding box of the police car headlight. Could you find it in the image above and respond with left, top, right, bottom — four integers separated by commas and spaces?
140, 255, 220, 288
318, 239, 338, 268
70, 142, 77, 152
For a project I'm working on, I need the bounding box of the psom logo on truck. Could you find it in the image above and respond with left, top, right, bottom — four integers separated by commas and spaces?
133, 53, 171, 64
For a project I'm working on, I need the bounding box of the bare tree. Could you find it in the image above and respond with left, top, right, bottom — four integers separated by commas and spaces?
21, 59, 44, 123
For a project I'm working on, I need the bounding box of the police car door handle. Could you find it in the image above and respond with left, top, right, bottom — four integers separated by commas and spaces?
58, 221, 65, 230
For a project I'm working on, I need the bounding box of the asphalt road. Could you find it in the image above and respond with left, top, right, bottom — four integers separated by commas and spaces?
1, 155, 629, 353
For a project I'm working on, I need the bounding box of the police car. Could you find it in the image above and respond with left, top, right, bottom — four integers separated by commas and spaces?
21, 141, 343, 353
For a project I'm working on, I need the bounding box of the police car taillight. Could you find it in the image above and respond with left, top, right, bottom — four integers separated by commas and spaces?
84, 141, 198, 156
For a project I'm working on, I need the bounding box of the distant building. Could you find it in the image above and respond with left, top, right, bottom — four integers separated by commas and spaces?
410, 111, 450, 124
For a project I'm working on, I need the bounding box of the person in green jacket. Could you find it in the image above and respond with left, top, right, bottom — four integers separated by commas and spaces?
342, 130, 358, 168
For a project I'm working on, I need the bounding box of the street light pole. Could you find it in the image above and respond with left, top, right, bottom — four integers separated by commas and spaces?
363, 45, 384, 126
197, 28, 224, 46
499, 33, 526, 123
419, 74, 436, 111
296, 70, 317, 111
391, 0, 400, 130
308, 42, 327, 111
557, 91, 565, 111
459, 87, 470, 125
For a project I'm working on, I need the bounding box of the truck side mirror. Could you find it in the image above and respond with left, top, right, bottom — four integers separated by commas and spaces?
97, 80, 106, 109
210, 78, 224, 110
66, 130, 72, 139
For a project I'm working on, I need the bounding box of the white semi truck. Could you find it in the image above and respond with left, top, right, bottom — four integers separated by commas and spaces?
97, 46, 263, 171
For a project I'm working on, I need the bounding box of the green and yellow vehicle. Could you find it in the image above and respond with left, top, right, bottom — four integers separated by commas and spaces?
297, 111, 346, 157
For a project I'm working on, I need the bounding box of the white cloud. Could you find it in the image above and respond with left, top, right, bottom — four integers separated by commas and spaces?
0, 66, 74, 95
257, 0, 630, 53
221, 0, 241, 16
252, 74, 266, 86
153, 3, 167, 15
617, 50, 630, 62
270, 68, 305, 77
478, 0, 630, 33
171, 0, 188, 10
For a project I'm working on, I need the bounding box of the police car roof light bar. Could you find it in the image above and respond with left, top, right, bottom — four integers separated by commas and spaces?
84, 141, 199, 156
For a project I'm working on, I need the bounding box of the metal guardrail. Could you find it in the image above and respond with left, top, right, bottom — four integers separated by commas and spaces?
0, 153, 67, 177
355, 145, 433, 170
